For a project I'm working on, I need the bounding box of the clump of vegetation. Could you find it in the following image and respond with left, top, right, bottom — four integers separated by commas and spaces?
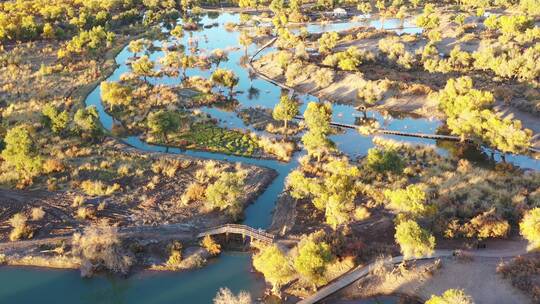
2, 125, 43, 181
201, 235, 221, 256
253, 244, 295, 294
394, 219, 435, 259
213, 288, 251, 304
71, 224, 133, 277
293, 235, 334, 288
520, 208, 540, 251
365, 148, 404, 174
165, 241, 183, 269
497, 256, 540, 302
425, 288, 473, 304
8, 213, 33, 241
205, 170, 247, 219
80, 180, 120, 196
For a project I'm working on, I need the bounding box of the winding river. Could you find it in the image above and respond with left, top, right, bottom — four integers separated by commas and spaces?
0, 12, 538, 304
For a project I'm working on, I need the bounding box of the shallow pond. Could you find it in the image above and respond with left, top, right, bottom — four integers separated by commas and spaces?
2, 12, 538, 304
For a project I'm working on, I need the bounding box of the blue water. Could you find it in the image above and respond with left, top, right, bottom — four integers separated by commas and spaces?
1, 12, 537, 304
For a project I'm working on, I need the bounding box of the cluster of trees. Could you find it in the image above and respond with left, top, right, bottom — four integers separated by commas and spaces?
436, 77, 532, 154
205, 170, 247, 219
0, 0, 142, 43
322, 46, 364, 71
378, 36, 415, 70
253, 234, 334, 294
287, 158, 360, 229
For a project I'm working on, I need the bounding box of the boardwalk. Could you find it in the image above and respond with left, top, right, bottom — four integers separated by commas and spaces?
197, 224, 275, 244
294, 116, 540, 154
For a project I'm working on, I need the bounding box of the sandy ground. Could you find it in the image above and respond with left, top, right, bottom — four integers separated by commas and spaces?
335, 256, 532, 304
413, 257, 531, 304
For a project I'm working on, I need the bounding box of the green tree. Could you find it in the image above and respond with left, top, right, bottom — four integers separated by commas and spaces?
74, 106, 102, 140
147, 110, 180, 143
238, 31, 253, 55
131, 55, 155, 82
394, 219, 435, 259
253, 245, 295, 294
519, 207, 540, 251
302, 102, 335, 161
205, 171, 246, 218
128, 39, 151, 57
42, 104, 69, 134
293, 237, 334, 288
272, 95, 299, 131
100, 81, 132, 110
384, 184, 430, 216
171, 25, 184, 40
2, 125, 42, 179
425, 289, 473, 304
211, 69, 239, 98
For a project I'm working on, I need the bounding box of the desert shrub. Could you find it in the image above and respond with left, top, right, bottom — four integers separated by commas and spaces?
42, 158, 65, 174
165, 241, 183, 269
213, 288, 251, 304
378, 36, 415, 69
497, 256, 540, 302
76, 206, 96, 220
313, 68, 334, 89
72, 224, 133, 277
365, 148, 404, 173
42, 104, 69, 134
257, 136, 295, 161
31, 207, 45, 221
461, 209, 510, 239
425, 289, 473, 304
180, 182, 206, 205
201, 235, 221, 255
80, 180, 120, 196
318, 31, 339, 55
8, 213, 33, 241
354, 206, 371, 221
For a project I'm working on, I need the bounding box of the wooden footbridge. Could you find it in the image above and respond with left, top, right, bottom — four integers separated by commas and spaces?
197, 224, 275, 244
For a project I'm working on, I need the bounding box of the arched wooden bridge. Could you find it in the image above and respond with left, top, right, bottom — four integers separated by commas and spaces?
197, 224, 275, 244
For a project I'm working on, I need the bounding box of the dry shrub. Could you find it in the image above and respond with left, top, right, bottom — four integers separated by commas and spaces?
201, 235, 221, 256
71, 223, 133, 277
257, 136, 295, 161
31, 207, 45, 221
8, 213, 33, 241
165, 241, 183, 269
213, 287, 251, 304
80, 180, 120, 196
354, 206, 371, 221
42, 159, 65, 174
76, 206, 96, 220
72, 195, 85, 207
497, 256, 540, 302
180, 182, 206, 205
151, 158, 192, 177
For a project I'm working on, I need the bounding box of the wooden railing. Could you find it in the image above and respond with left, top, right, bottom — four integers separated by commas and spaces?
197, 224, 275, 244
